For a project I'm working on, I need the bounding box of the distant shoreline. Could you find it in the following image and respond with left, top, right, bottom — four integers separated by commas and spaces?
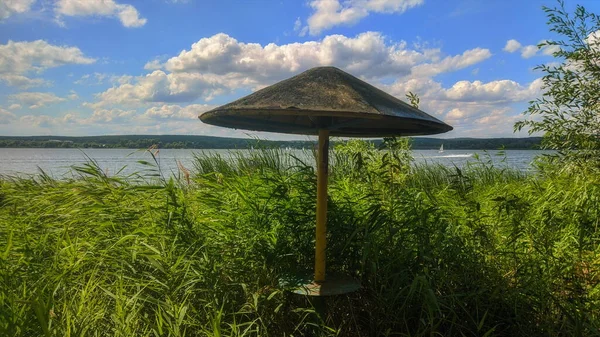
0, 135, 545, 150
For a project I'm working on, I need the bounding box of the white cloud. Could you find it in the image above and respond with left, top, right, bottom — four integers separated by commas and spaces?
91, 32, 493, 108
304, 0, 424, 35
0, 108, 17, 124
388, 77, 542, 105
9, 92, 66, 109
116, 4, 146, 27
0, 74, 50, 88
475, 107, 514, 125
75, 72, 110, 85
410, 48, 491, 78
0, 104, 256, 137
587, 30, 600, 50
541, 44, 560, 56
502, 39, 560, 58
68, 90, 79, 100
92, 70, 226, 107
141, 104, 213, 121
74, 73, 91, 85
144, 59, 164, 71
443, 79, 542, 103
520, 45, 538, 59
19, 114, 56, 127
74, 32, 536, 138
386, 76, 543, 137
13, 103, 219, 136
503, 39, 521, 53
0, 40, 95, 74
164, 32, 427, 80
8, 104, 22, 110
293, 17, 302, 33
55, 0, 147, 28
87, 108, 136, 124
444, 106, 523, 137
0, 40, 95, 89
0, 0, 36, 20
110, 74, 134, 85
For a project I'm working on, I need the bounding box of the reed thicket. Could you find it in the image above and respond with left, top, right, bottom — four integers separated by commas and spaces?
0, 141, 598, 336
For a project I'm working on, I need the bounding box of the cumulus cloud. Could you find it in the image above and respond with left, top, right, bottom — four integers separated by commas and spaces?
0, 0, 36, 20
8, 104, 22, 110
86, 108, 136, 124
587, 30, 600, 49
388, 77, 542, 106
443, 106, 522, 137
410, 48, 491, 78
0, 40, 95, 89
475, 107, 515, 126
141, 104, 214, 121
55, 0, 147, 27
304, 0, 424, 35
77, 32, 536, 137
0, 108, 17, 124
19, 114, 57, 127
9, 92, 66, 109
540, 44, 561, 56
110, 74, 134, 85
0, 40, 96, 74
144, 59, 164, 71
92, 70, 226, 107
520, 45, 538, 59
443, 78, 542, 103
385, 76, 543, 136
502, 39, 560, 58
164, 32, 428, 80
503, 39, 521, 53
91, 32, 491, 108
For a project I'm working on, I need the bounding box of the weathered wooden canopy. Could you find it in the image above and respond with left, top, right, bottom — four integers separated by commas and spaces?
200, 66, 452, 137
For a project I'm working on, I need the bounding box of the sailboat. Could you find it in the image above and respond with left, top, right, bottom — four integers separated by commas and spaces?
439, 144, 444, 153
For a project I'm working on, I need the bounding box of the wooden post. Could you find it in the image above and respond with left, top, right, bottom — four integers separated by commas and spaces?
315, 129, 329, 283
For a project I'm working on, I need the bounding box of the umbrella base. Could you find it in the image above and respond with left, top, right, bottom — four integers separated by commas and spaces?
279, 273, 360, 296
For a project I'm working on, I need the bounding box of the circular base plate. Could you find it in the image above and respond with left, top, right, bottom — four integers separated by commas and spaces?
279, 273, 360, 296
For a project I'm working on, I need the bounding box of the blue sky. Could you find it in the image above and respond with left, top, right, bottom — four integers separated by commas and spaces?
1, 0, 598, 139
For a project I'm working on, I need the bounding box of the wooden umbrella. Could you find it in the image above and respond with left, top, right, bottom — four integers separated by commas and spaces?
200, 66, 452, 294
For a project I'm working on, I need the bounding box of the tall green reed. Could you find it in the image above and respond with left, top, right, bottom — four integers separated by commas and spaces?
0, 144, 598, 336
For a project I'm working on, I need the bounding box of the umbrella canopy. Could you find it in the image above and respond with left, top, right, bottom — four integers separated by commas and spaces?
199, 66, 453, 294
200, 66, 452, 136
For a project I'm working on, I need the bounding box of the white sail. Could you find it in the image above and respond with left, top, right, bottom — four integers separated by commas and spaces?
439, 144, 444, 153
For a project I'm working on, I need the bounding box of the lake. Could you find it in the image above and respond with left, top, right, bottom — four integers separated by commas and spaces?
0, 148, 552, 178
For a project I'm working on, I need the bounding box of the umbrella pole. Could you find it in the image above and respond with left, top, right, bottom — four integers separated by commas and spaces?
315, 129, 329, 283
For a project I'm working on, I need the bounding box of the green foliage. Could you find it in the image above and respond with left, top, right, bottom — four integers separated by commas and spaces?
515, 0, 600, 168
405, 91, 420, 108
0, 144, 599, 336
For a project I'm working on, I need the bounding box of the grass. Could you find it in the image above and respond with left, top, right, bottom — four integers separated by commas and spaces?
0, 141, 599, 336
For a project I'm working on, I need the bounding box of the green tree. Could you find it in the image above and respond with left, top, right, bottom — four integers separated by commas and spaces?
515, 0, 600, 167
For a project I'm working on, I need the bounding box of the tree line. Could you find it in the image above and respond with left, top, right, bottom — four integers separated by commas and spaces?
0, 135, 544, 150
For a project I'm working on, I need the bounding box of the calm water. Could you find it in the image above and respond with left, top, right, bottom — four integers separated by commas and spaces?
0, 148, 552, 178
